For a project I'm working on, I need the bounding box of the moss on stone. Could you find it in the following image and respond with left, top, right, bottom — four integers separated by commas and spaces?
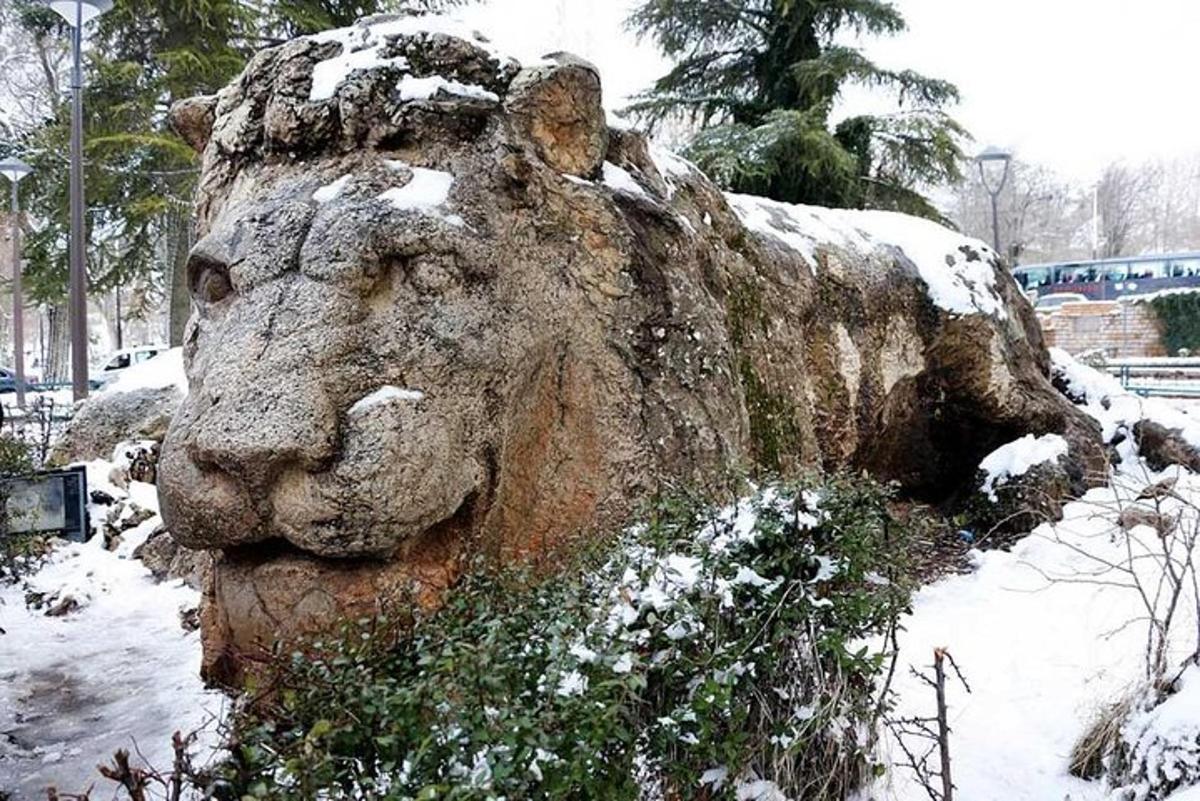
725, 278, 803, 471
727, 277, 767, 348
739, 356, 803, 473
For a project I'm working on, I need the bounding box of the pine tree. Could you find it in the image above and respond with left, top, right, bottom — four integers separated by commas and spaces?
628, 0, 967, 220
259, 0, 462, 41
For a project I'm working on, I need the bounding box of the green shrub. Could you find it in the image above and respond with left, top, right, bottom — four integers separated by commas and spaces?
0, 435, 39, 582
1148, 292, 1200, 356
220, 475, 915, 800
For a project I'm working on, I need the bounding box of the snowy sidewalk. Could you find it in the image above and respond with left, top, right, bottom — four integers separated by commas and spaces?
0, 488, 224, 800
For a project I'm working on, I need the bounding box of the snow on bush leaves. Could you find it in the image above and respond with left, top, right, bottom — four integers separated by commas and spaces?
222, 475, 916, 800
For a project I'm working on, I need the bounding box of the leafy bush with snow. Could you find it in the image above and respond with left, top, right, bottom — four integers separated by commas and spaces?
220, 475, 916, 800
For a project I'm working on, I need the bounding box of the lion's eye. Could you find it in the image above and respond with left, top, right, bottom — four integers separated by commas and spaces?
187, 251, 234, 304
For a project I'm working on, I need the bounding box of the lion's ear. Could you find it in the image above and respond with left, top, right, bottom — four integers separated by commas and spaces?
504, 54, 608, 179
170, 94, 219, 154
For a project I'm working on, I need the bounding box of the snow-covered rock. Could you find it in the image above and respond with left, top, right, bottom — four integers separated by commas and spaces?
50, 348, 188, 465
163, 12, 1105, 680
1052, 348, 1200, 471
978, 433, 1070, 501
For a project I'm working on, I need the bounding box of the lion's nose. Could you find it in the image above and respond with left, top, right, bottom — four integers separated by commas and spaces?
189, 366, 340, 489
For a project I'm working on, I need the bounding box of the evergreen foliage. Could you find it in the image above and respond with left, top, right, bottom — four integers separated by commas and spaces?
217, 476, 916, 800
628, 0, 967, 220
1147, 292, 1200, 356
0, 435, 39, 582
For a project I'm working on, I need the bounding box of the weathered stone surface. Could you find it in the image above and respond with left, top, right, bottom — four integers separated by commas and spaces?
1134, 420, 1200, 472
169, 94, 218, 153
51, 387, 182, 465
965, 459, 1073, 545
133, 524, 211, 590
101, 499, 156, 551
106, 439, 161, 490
159, 15, 1105, 680
505, 56, 607, 177
1117, 505, 1177, 536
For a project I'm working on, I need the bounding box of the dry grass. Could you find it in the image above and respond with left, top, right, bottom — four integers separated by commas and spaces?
1070, 694, 1135, 780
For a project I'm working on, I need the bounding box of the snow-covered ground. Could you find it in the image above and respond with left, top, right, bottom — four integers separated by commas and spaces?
871, 467, 1195, 800
0, 461, 222, 799
870, 357, 1200, 801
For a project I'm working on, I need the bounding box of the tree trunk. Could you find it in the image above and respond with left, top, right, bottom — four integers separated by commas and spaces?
44, 304, 70, 384
167, 206, 193, 347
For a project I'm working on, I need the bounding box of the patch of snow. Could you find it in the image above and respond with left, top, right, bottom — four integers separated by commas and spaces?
561, 172, 591, 186
648, 146, 697, 198
978, 433, 1069, 501
378, 163, 465, 227
639, 554, 703, 611
307, 14, 514, 103
1168, 786, 1200, 801
725, 193, 1003, 317
348, 385, 424, 416
847, 209, 1003, 317
700, 766, 729, 790
725, 193, 856, 274
736, 777, 788, 801
730, 565, 774, 589
1120, 664, 1200, 796
382, 161, 452, 203
397, 74, 499, 102
601, 161, 647, 197
101, 347, 187, 394
555, 669, 588, 697
313, 173, 352, 203
310, 34, 409, 102
568, 642, 598, 664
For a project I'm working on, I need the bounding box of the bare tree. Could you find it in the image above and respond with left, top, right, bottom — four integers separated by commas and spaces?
1095, 162, 1157, 259
949, 154, 1200, 266
0, 7, 73, 378
950, 158, 1087, 264
1141, 155, 1200, 254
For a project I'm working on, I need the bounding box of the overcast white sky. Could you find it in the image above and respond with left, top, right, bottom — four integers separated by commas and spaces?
460, 0, 1200, 182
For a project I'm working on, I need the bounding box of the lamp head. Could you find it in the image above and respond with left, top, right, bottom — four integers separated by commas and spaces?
975, 146, 1013, 165
0, 158, 33, 184
975, 146, 1013, 194
35, 0, 114, 27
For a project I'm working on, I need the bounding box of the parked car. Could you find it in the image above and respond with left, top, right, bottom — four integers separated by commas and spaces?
1034, 292, 1089, 311
96, 345, 168, 387
0, 366, 38, 394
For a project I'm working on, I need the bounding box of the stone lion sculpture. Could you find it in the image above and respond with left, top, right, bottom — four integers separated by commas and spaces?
160, 14, 1102, 682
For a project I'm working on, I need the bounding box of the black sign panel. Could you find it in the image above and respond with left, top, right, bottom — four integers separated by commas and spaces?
1, 465, 89, 542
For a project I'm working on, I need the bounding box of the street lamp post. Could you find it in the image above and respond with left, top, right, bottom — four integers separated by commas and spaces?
975, 146, 1013, 255
37, 0, 113, 401
0, 158, 33, 409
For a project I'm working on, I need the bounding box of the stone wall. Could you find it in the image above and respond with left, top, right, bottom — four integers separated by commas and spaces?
1038, 300, 1166, 358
